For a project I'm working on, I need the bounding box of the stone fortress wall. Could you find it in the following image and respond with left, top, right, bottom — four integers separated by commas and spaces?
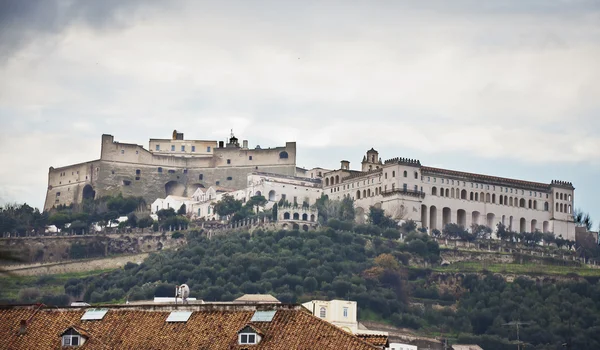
44, 131, 296, 210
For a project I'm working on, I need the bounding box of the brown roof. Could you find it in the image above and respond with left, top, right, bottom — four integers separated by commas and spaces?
0, 304, 378, 350
356, 334, 389, 347
452, 345, 484, 350
234, 294, 281, 303
421, 166, 552, 191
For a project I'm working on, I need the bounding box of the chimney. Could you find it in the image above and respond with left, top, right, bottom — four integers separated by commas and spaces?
340, 160, 350, 170
242, 140, 248, 149
19, 320, 27, 335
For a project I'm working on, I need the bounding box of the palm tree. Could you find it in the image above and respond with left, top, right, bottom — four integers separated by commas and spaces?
573, 208, 593, 231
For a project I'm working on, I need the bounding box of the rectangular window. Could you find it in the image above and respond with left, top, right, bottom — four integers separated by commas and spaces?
171, 145, 175, 151
403, 183, 407, 191
191, 146, 195, 152
120, 150, 124, 154
249, 155, 252, 160
227, 159, 231, 164
155, 144, 160, 151
293, 196, 297, 204
343, 307, 348, 318
199, 174, 203, 180
281, 194, 286, 201
181, 145, 185, 152
207, 146, 211, 152
216, 181, 220, 185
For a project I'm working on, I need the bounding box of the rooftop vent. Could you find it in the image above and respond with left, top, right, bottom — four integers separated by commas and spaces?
251, 310, 276, 322
166, 311, 193, 322
81, 309, 108, 321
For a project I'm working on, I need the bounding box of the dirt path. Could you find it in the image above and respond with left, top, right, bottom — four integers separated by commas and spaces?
4, 253, 149, 276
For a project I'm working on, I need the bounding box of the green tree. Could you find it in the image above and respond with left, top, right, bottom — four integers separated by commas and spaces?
177, 203, 187, 216
213, 194, 243, 217
368, 206, 396, 228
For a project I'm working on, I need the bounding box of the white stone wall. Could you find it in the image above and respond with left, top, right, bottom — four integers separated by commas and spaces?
245, 172, 323, 208
322, 150, 576, 240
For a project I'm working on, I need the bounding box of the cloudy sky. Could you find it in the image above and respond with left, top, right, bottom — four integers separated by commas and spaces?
0, 0, 599, 224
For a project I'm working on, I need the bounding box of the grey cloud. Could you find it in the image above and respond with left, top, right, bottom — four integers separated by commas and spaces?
0, 0, 171, 61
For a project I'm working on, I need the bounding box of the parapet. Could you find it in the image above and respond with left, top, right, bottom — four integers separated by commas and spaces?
384, 157, 421, 166
551, 180, 574, 189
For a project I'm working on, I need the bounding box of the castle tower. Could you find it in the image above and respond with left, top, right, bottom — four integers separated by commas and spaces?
361, 148, 381, 172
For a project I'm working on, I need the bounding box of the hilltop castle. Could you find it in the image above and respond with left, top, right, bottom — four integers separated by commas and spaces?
44, 130, 296, 211
44, 131, 576, 240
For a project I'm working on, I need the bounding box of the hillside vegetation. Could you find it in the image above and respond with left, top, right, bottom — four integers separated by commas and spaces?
45, 227, 599, 350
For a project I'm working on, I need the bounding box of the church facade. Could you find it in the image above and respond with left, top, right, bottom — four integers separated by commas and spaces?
321, 149, 576, 240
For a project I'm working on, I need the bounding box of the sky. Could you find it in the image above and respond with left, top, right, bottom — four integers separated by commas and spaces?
0, 0, 599, 226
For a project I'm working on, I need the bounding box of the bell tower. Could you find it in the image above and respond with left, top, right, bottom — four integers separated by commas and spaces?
361, 148, 381, 172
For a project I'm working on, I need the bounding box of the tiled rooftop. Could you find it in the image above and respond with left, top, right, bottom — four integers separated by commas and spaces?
0, 304, 379, 350
356, 334, 389, 347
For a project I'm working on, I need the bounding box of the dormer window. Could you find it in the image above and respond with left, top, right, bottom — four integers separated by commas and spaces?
237, 325, 262, 345
60, 327, 87, 347
62, 335, 81, 346
239, 333, 258, 345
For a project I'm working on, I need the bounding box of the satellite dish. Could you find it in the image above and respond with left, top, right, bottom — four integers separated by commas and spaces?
175, 284, 190, 304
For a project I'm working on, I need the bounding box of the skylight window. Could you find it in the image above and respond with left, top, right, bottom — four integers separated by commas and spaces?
81, 309, 108, 321
251, 310, 276, 322
166, 311, 193, 322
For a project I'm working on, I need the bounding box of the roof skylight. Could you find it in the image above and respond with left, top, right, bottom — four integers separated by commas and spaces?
81, 309, 108, 321
166, 311, 193, 322
251, 310, 276, 322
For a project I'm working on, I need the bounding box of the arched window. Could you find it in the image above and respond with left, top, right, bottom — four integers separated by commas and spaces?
440, 187, 444, 197
403, 170, 407, 177
560, 193, 563, 200
325, 178, 329, 186
492, 194, 495, 203
446, 189, 449, 197
500, 196, 503, 205
556, 203, 559, 211
533, 201, 538, 210
414, 171, 418, 179
284, 212, 290, 220
556, 192, 559, 199
432, 187, 437, 196
461, 189, 467, 199
293, 213, 300, 220
320, 307, 327, 318
356, 190, 361, 199
470, 192, 474, 201
335, 175, 340, 184
392, 171, 396, 177
279, 151, 289, 159
568, 205, 572, 213
544, 202, 548, 211
475, 193, 479, 201
519, 198, 526, 207
363, 190, 366, 198
528, 199, 532, 209
560, 203, 564, 212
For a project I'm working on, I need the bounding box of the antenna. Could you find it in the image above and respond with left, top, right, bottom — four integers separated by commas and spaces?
503, 320, 531, 350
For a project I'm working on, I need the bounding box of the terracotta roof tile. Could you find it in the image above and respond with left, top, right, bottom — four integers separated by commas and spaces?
356, 334, 389, 347
0, 305, 379, 350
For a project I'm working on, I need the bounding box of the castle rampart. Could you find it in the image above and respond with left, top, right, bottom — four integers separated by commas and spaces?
45, 132, 297, 211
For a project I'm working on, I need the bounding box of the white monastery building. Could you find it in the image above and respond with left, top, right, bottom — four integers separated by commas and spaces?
321, 148, 576, 240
